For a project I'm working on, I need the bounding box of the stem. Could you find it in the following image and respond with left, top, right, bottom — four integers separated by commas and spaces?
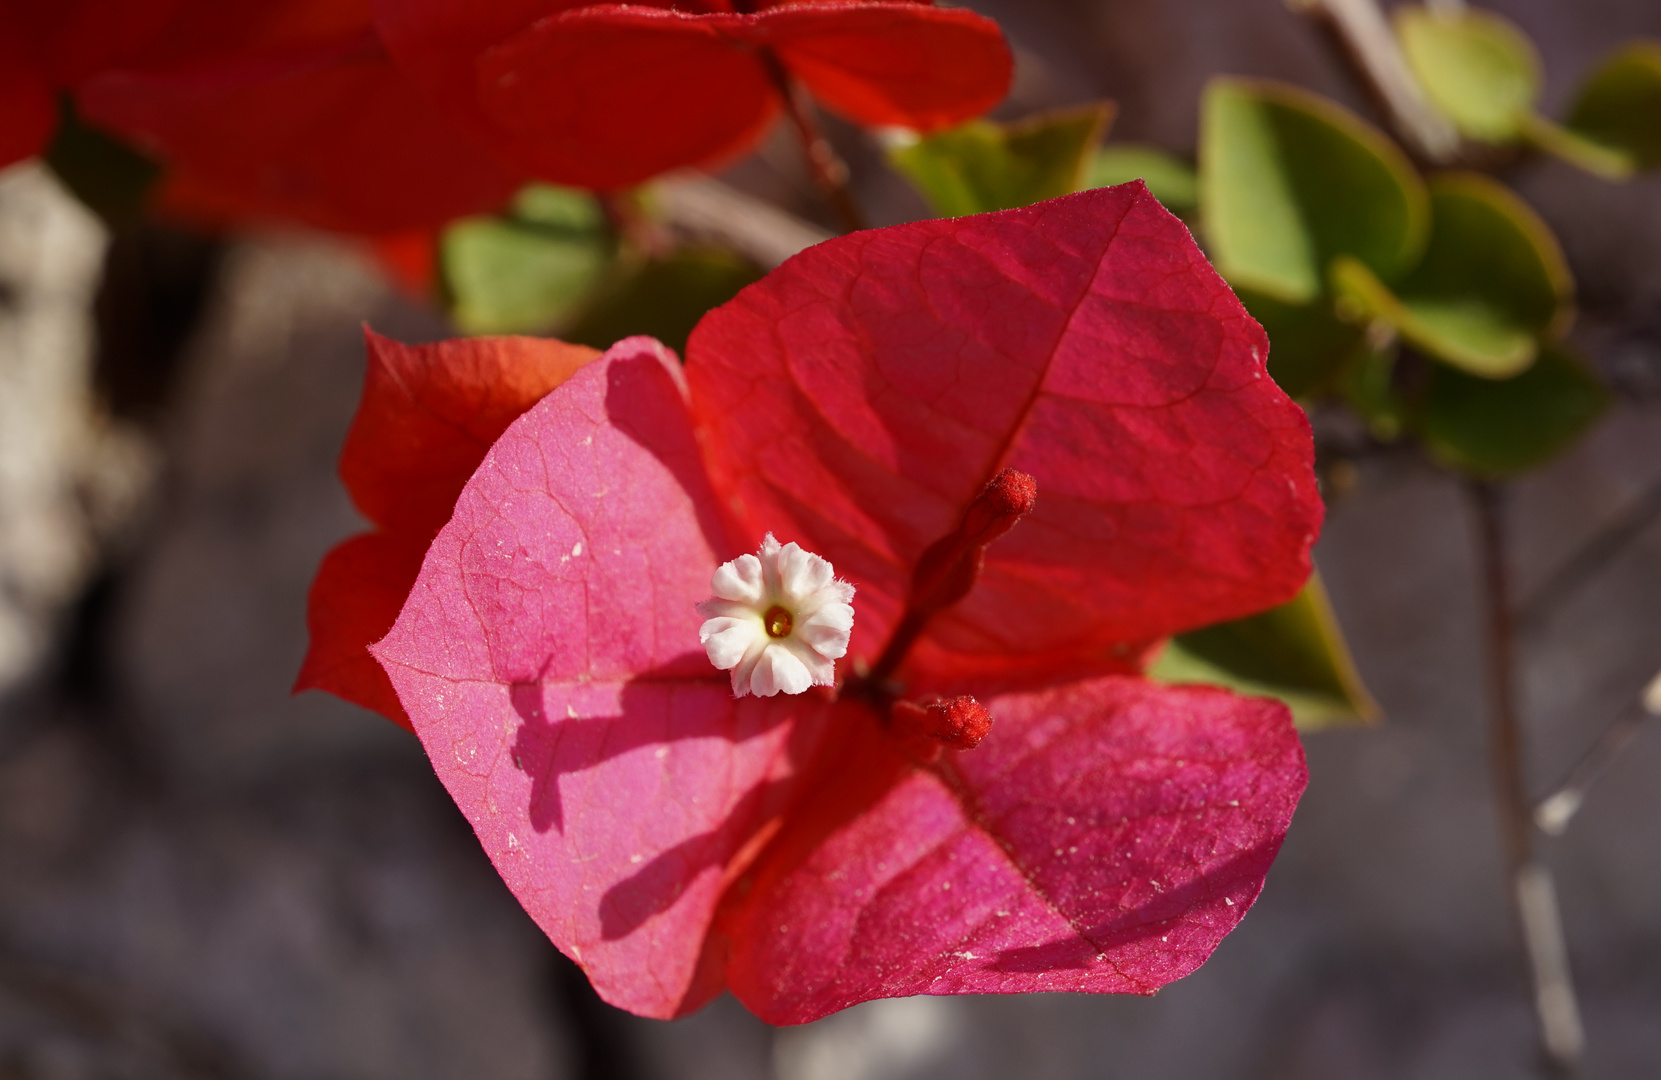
597, 191, 671, 258
759, 50, 869, 234
1288, 0, 1460, 162
1517, 471, 1661, 631
1471, 481, 1585, 1076
1535, 684, 1659, 835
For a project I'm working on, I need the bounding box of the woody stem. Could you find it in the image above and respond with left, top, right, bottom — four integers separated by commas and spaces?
759, 50, 870, 234
1471, 481, 1584, 1077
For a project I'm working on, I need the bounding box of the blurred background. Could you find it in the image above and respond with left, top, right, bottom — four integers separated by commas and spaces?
2, 0, 1660, 1077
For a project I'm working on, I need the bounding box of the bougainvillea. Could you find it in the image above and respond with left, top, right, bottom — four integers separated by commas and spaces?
372, 0, 1012, 189
310, 183, 1323, 1022
0, 0, 523, 232
295, 332, 597, 725
0, 0, 180, 166
73, 0, 524, 233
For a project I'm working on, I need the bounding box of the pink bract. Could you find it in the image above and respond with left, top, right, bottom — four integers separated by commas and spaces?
370, 183, 1321, 1023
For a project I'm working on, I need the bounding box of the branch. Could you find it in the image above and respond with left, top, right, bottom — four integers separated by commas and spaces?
1288, 0, 1461, 162
1470, 482, 1585, 1076
759, 50, 870, 234
1517, 471, 1661, 631
653, 175, 833, 269
1535, 668, 1661, 835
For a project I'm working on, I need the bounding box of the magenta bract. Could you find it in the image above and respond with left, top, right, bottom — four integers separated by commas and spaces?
369, 184, 1321, 1023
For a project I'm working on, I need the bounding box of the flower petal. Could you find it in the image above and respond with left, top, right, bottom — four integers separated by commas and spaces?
744, 1, 1011, 133
294, 529, 428, 729
687, 184, 1323, 697
375, 335, 815, 1019
375, 0, 1007, 189
342, 330, 597, 535
710, 552, 766, 606
0, 37, 54, 168
721, 677, 1307, 1023
749, 643, 812, 697
776, 541, 834, 600
78, 24, 524, 234
700, 617, 760, 670
795, 603, 854, 658
296, 330, 596, 724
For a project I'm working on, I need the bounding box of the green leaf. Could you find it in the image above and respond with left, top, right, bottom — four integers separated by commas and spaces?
1238, 287, 1368, 399
1330, 173, 1572, 378
888, 103, 1113, 217
43, 96, 160, 227
442, 220, 610, 336
1520, 112, 1638, 181
1421, 344, 1609, 477
564, 246, 762, 357
1200, 78, 1428, 304
441, 184, 612, 335
1396, 6, 1540, 141
1149, 573, 1380, 730
512, 182, 609, 231
1086, 144, 1197, 211
1566, 40, 1661, 173
1340, 344, 1407, 440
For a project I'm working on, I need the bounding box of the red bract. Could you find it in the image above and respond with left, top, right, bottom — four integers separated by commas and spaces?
72, 0, 524, 234
295, 331, 598, 727
0, 0, 181, 166
360, 184, 1321, 1022
372, 0, 1012, 190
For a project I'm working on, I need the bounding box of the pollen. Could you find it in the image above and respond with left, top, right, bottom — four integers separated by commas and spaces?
696, 534, 855, 697
764, 606, 793, 638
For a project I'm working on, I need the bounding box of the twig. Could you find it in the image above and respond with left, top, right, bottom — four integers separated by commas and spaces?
759, 50, 870, 234
1535, 669, 1661, 835
652, 175, 832, 268
1517, 472, 1661, 631
1287, 0, 1461, 162
1471, 482, 1585, 1076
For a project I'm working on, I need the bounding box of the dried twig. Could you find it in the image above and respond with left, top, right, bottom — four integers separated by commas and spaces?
653, 175, 833, 269
1287, 0, 1461, 162
1535, 670, 1661, 835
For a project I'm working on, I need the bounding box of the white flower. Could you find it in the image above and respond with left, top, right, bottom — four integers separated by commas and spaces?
696, 534, 855, 697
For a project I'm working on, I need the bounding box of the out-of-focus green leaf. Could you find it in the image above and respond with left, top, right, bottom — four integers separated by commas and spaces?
512, 183, 609, 231
1340, 344, 1407, 440
443, 220, 609, 335
1566, 40, 1661, 173
565, 246, 761, 357
1520, 112, 1640, 180
1330, 173, 1571, 378
1396, 6, 1539, 141
1086, 144, 1197, 211
1421, 344, 1609, 476
442, 184, 611, 335
1200, 78, 1428, 305
1238, 287, 1368, 399
1150, 573, 1380, 730
1333, 255, 1534, 376
43, 97, 160, 227
888, 103, 1113, 217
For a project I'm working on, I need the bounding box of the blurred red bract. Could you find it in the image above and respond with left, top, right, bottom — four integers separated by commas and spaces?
74, 0, 524, 234
373, 0, 1013, 189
